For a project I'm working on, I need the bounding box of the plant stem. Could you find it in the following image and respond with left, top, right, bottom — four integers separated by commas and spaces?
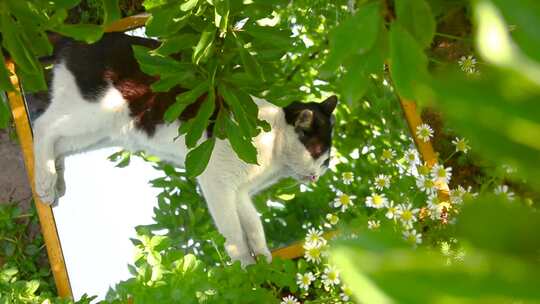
435, 32, 466, 40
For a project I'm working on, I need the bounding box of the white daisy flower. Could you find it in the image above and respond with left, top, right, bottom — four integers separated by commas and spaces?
416, 123, 434, 142
450, 185, 467, 204
431, 164, 452, 184
381, 148, 396, 163
296, 272, 315, 291
494, 185, 515, 201
416, 175, 437, 195
367, 219, 381, 230
403, 229, 422, 245
385, 201, 399, 219
333, 192, 356, 212
417, 162, 431, 176
404, 148, 419, 166
325, 213, 339, 226
452, 137, 470, 153
281, 295, 300, 304
373, 174, 391, 190
397, 203, 420, 229
303, 241, 324, 264
322, 265, 340, 289
341, 285, 353, 301
440, 241, 452, 257
458, 55, 477, 74
365, 193, 389, 209
305, 228, 326, 247
342, 171, 354, 185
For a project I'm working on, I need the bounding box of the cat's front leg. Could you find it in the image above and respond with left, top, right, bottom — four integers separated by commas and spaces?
237, 191, 272, 263
198, 178, 255, 267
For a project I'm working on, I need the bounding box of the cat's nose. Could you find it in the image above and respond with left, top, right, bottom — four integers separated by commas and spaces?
309, 175, 318, 182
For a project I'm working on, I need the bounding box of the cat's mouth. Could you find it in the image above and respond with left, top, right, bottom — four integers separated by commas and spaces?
298, 174, 319, 183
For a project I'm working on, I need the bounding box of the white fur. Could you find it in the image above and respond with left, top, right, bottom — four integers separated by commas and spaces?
33, 64, 328, 266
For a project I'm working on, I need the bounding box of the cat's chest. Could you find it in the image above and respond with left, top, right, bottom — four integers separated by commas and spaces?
245, 161, 286, 196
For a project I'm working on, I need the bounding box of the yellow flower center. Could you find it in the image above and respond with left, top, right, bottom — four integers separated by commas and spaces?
424, 179, 434, 188
418, 165, 430, 175
401, 210, 413, 221
376, 179, 386, 187
343, 172, 353, 180
339, 195, 351, 205
437, 168, 446, 178
382, 149, 393, 159
373, 195, 383, 206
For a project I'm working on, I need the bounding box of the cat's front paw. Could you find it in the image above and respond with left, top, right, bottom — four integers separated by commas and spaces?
254, 247, 272, 264
35, 168, 58, 205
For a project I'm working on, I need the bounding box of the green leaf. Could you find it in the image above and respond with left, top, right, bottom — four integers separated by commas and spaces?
245, 24, 292, 50
219, 84, 258, 138
214, 0, 230, 33
180, 0, 199, 11
1, 14, 40, 74
164, 81, 208, 122
54, 24, 104, 43
322, 2, 381, 75
395, 0, 436, 48
153, 34, 199, 56
185, 137, 215, 177
145, 6, 189, 37
226, 118, 258, 164
133, 45, 194, 76
186, 88, 215, 148
49, 0, 81, 9
102, 0, 121, 26
0, 96, 10, 129
389, 23, 429, 100
236, 36, 265, 83
193, 26, 217, 65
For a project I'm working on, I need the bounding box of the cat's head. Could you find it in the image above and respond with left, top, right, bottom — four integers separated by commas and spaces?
282, 95, 337, 183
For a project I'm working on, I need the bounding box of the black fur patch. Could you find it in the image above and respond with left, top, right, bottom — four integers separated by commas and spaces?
54, 33, 214, 136
283, 96, 337, 160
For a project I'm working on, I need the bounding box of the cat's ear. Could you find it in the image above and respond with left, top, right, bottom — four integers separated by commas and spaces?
295, 109, 314, 129
321, 95, 338, 115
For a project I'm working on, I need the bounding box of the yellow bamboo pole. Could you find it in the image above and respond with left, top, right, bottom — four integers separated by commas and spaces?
6, 61, 73, 298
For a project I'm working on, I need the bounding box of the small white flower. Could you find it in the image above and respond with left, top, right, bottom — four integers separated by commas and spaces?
385, 201, 399, 219
458, 55, 477, 74
365, 193, 389, 209
381, 148, 396, 163
373, 174, 391, 190
340, 292, 350, 301
333, 192, 356, 212
427, 196, 452, 220
397, 203, 419, 229
452, 137, 470, 153
367, 220, 381, 230
326, 213, 339, 226
296, 272, 315, 290
322, 265, 340, 289
450, 185, 467, 204
416, 175, 437, 195
281, 295, 300, 304
416, 123, 434, 142
403, 229, 422, 245
440, 241, 452, 257
431, 164, 452, 184
305, 228, 326, 247
342, 171, 354, 185
454, 249, 466, 261
494, 185, 515, 201
303, 241, 324, 264
404, 148, 419, 166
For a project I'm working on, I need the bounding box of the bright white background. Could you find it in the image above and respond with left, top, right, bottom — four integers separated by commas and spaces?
53, 148, 163, 301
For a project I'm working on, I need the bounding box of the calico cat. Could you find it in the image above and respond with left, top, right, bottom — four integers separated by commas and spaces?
33, 32, 337, 266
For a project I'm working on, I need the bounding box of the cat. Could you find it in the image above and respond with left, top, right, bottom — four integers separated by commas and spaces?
33, 32, 337, 266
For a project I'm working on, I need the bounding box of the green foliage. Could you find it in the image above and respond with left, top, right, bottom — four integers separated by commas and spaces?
332, 196, 540, 304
